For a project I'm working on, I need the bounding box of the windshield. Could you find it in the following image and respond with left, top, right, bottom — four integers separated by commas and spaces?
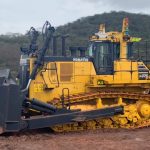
88, 43, 93, 57
88, 42, 119, 58
87, 41, 134, 75
88, 42, 133, 59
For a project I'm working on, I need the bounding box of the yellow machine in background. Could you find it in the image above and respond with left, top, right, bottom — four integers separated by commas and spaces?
24, 18, 150, 132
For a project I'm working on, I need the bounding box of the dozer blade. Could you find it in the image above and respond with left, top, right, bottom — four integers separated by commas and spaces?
0, 81, 22, 134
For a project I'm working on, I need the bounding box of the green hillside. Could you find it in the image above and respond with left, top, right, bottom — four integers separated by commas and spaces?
56, 11, 150, 47
0, 11, 150, 74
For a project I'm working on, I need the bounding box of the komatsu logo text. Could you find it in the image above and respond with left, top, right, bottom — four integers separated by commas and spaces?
73, 58, 89, 62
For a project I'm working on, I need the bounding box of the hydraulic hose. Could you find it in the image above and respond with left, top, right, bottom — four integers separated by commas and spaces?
22, 21, 55, 92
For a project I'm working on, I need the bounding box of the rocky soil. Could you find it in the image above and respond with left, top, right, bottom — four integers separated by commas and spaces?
0, 127, 149, 150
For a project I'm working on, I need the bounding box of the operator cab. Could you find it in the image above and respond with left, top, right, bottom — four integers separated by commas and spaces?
87, 18, 142, 75
88, 41, 134, 75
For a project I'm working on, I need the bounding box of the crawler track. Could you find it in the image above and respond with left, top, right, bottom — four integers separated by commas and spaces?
52, 92, 150, 132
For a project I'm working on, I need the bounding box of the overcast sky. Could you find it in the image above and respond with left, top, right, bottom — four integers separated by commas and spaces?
0, 0, 150, 34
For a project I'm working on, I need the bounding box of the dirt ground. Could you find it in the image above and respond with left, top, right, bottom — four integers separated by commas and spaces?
0, 127, 149, 150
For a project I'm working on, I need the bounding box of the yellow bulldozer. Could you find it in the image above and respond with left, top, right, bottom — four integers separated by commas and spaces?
0, 18, 149, 134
